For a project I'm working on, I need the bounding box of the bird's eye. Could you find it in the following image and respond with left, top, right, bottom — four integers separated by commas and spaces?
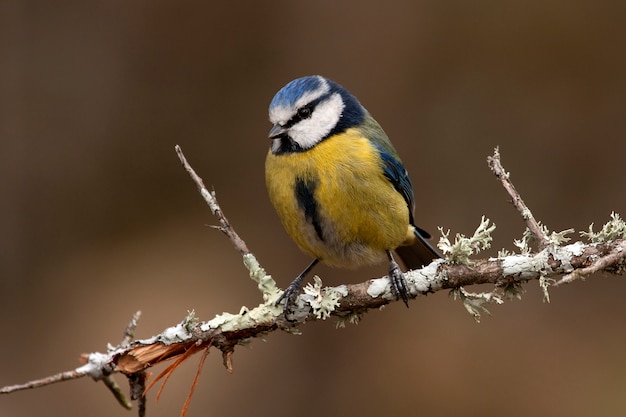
297, 107, 312, 119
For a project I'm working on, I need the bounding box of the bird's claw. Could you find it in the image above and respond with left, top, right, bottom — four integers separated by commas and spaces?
389, 262, 410, 308
275, 260, 319, 320
276, 282, 303, 319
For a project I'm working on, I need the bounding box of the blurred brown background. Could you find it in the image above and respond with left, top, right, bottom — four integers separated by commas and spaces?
2, 1, 626, 416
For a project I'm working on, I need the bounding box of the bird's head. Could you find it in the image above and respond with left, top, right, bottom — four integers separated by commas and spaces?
268, 75, 365, 154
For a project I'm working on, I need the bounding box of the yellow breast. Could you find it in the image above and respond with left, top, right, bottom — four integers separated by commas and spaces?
265, 129, 410, 268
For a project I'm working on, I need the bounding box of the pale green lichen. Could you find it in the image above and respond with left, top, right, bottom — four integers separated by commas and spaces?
182, 309, 199, 333
438, 216, 496, 265
450, 287, 503, 323
546, 227, 574, 246
502, 281, 525, 300
201, 296, 283, 334
303, 276, 341, 320
514, 225, 573, 253
206, 312, 240, 331
581, 212, 626, 243
539, 273, 555, 303
550, 241, 585, 282
195, 254, 284, 336
513, 228, 533, 255
335, 310, 365, 328
243, 253, 282, 303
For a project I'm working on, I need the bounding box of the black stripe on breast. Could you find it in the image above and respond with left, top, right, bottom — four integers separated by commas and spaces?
294, 177, 324, 241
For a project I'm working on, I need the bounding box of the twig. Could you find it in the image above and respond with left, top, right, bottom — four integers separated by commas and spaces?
129, 372, 147, 417
103, 310, 142, 411
175, 145, 250, 255
556, 244, 626, 285
487, 147, 550, 249
121, 310, 142, 347
103, 375, 132, 410
0, 369, 87, 393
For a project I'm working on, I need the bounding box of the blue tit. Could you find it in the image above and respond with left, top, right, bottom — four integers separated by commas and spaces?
265, 75, 440, 314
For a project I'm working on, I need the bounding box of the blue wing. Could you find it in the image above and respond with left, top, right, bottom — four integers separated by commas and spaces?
374, 144, 416, 224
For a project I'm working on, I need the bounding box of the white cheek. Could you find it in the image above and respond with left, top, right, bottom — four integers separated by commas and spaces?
291, 93, 344, 149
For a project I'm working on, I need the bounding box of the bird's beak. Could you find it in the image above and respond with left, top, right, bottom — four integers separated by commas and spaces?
268, 124, 286, 139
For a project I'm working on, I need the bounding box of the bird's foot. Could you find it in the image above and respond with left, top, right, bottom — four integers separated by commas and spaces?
276, 259, 319, 320
276, 280, 304, 320
389, 259, 410, 308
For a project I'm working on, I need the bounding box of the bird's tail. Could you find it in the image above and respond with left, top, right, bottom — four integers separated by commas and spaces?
395, 226, 441, 270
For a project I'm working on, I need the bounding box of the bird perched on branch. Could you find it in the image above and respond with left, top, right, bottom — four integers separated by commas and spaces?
265, 75, 439, 316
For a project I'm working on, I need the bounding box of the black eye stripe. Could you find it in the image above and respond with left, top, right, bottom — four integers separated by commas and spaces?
284, 94, 328, 128
297, 106, 312, 119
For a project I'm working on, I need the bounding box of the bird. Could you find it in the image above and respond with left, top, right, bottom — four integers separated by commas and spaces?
265, 75, 440, 316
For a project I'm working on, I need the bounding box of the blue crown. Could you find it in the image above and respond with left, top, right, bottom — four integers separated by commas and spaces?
269, 76, 325, 110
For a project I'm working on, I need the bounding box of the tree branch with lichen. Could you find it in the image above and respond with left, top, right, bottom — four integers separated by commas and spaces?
1, 147, 625, 417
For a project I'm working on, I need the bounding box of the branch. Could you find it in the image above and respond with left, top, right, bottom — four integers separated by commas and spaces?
2, 147, 625, 417
488, 147, 550, 250
174, 146, 250, 256
0, 368, 88, 394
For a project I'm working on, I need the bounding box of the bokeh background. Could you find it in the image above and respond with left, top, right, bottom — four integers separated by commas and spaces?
2, 1, 626, 416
